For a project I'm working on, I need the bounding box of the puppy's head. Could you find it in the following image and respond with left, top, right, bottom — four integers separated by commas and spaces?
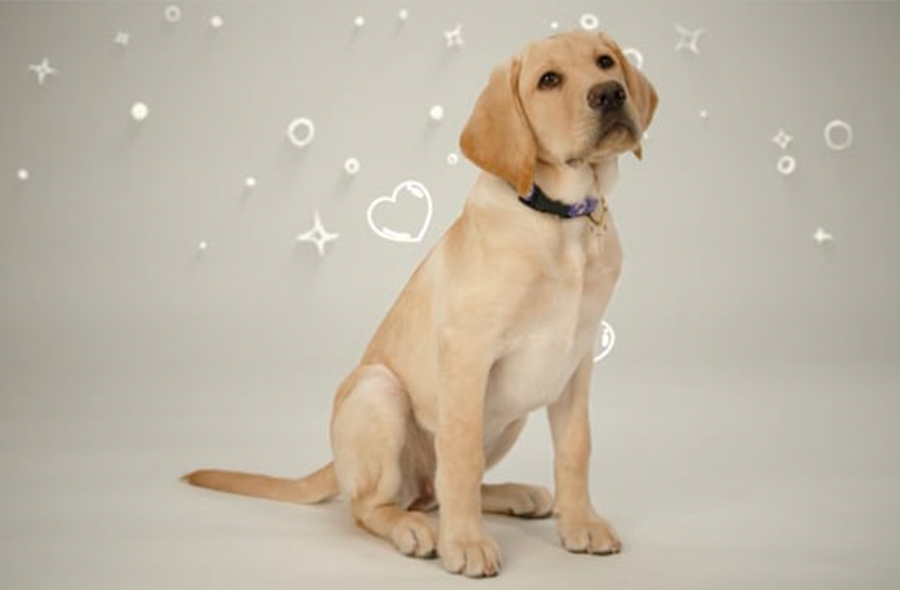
461, 30, 658, 195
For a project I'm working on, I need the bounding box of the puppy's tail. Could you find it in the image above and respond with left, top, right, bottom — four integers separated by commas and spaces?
182, 462, 339, 505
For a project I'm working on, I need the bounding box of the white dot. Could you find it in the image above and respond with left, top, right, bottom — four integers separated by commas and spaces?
164, 5, 182, 23
550, 21, 560, 30
777, 154, 797, 176
354, 16, 365, 28
17, 168, 29, 181
210, 15, 223, 29
198, 241, 208, 251
244, 176, 257, 188
131, 102, 149, 122
429, 105, 444, 121
344, 157, 360, 176
398, 9, 409, 21
700, 109, 709, 119
447, 153, 459, 165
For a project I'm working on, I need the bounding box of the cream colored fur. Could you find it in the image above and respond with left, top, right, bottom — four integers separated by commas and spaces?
185, 30, 658, 578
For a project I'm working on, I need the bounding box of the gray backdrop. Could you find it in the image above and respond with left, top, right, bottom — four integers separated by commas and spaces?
2, 2, 899, 589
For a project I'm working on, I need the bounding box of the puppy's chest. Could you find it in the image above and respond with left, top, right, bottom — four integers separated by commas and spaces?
485, 226, 621, 425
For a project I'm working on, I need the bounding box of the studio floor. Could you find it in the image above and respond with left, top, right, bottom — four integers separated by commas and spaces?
1, 360, 898, 590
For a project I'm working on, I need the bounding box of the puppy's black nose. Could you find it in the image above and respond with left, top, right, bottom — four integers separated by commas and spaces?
588, 81, 627, 111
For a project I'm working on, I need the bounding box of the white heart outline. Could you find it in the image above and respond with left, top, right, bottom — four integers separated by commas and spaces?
593, 320, 616, 363
367, 180, 433, 243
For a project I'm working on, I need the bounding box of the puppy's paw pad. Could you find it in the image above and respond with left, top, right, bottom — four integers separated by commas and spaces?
559, 516, 622, 555
505, 485, 554, 518
391, 513, 438, 559
483, 483, 554, 519
440, 534, 502, 578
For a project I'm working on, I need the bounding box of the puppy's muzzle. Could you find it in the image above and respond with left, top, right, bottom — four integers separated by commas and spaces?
588, 81, 626, 113
589, 81, 637, 142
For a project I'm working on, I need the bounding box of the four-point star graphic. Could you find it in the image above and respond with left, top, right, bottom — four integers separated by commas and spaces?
296, 210, 339, 257
444, 24, 464, 49
772, 129, 793, 151
28, 57, 58, 85
813, 227, 834, 245
675, 24, 704, 54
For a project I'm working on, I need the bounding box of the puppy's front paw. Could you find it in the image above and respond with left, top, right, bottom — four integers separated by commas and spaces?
558, 515, 622, 555
439, 532, 502, 578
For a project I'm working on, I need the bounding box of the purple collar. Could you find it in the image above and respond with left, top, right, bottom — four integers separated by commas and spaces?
518, 184, 599, 219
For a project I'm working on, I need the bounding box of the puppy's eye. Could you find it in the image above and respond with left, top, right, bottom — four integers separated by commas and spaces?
538, 71, 562, 90
597, 55, 615, 70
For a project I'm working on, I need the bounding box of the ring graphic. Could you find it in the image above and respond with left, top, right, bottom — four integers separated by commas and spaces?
344, 157, 360, 176
777, 154, 796, 176
580, 13, 599, 31
824, 119, 853, 151
164, 5, 182, 23
287, 117, 315, 148
593, 320, 616, 363
622, 48, 644, 70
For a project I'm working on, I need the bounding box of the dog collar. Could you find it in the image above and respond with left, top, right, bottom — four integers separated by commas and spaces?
519, 184, 609, 226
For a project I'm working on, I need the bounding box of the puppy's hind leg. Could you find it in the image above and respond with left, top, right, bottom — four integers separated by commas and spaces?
481, 418, 554, 519
331, 364, 438, 559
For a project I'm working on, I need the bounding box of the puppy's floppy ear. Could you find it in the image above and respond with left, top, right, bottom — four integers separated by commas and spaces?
603, 35, 659, 159
460, 56, 537, 195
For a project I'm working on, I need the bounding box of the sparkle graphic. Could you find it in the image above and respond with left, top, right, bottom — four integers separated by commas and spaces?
28, 58, 57, 85
675, 24, 704, 54
210, 15, 224, 29
198, 240, 208, 251
813, 227, 834, 245
113, 31, 130, 47
550, 21, 560, 31
429, 105, 444, 121
296, 211, 339, 257
444, 24, 464, 49
772, 129, 793, 150
398, 9, 409, 21
700, 109, 709, 120
244, 176, 257, 189
17, 168, 29, 181
447, 153, 459, 166
353, 16, 365, 28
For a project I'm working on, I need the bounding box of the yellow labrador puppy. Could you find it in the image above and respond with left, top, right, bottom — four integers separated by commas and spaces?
185, 29, 657, 578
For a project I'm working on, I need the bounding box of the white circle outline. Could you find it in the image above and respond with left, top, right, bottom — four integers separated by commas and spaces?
164, 5, 182, 23
622, 47, 644, 70
824, 119, 853, 151
593, 320, 616, 363
344, 158, 360, 175
580, 13, 599, 31
777, 154, 796, 176
287, 118, 315, 148
447, 153, 459, 165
